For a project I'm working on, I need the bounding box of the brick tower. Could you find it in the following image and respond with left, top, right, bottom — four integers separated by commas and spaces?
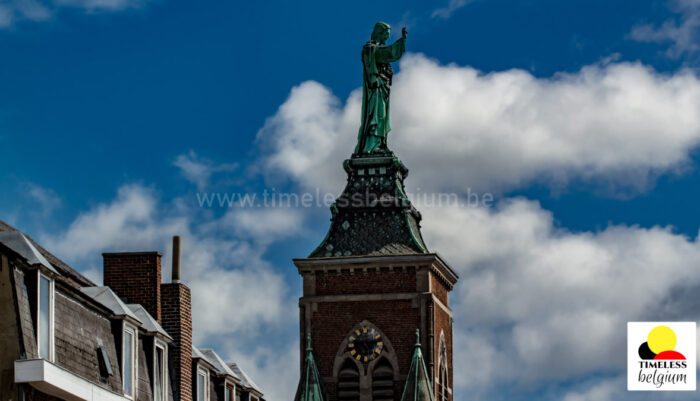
294, 154, 458, 401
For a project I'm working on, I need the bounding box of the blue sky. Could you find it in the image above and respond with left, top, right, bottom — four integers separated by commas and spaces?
3, 0, 700, 400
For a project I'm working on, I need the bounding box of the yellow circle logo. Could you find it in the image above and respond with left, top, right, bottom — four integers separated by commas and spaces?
647, 326, 677, 355
638, 325, 685, 360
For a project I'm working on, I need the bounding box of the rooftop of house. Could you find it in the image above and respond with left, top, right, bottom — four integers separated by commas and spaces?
0, 218, 263, 399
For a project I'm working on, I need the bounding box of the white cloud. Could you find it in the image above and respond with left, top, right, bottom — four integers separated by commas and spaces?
256, 81, 351, 194
25, 182, 62, 216
418, 199, 700, 392
258, 54, 700, 196
173, 150, 239, 191
190, 266, 293, 340
561, 378, 623, 401
432, 0, 473, 19
216, 208, 306, 246
560, 375, 700, 401
630, 0, 700, 58
40, 184, 170, 261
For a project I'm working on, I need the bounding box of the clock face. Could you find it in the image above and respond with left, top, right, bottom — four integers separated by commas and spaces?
347, 326, 383, 362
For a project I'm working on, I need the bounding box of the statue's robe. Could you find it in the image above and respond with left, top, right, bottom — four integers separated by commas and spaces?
355, 37, 406, 155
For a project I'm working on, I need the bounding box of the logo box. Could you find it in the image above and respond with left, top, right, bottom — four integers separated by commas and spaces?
628, 322, 696, 391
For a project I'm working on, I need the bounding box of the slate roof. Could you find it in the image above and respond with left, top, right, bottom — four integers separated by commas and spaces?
81, 286, 143, 324
199, 349, 241, 380
0, 219, 95, 287
192, 345, 207, 360
309, 156, 429, 258
127, 304, 173, 340
0, 231, 56, 272
228, 362, 262, 393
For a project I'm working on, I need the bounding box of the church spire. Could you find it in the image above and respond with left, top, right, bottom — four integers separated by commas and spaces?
309, 155, 428, 257
293, 334, 328, 401
400, 329, 436, 401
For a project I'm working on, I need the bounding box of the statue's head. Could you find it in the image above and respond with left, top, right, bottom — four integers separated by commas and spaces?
371, 22, 391, 44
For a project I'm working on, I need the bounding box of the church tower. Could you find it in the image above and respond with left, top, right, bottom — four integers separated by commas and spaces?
294, 21, 458, 401
294, 154, 459, 401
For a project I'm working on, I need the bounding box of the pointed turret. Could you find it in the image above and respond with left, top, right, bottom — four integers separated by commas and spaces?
294, 334, 328, 401
400, 329, 435, 401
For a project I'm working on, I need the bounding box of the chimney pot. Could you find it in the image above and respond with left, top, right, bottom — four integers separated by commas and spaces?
172, 236, 181, 283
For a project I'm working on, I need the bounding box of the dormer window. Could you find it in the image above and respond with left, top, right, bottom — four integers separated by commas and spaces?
154, 341, 167, 401
123, 325, 137, 398
197, 368, 209, 401
37, 273, 54, 361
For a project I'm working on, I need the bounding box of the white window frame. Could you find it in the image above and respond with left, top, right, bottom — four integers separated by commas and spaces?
224, 380, 235, 401
197, 367, 209, 401
153, 340, 167, 401
122, 324, 138, 399
36, 272, 55, 362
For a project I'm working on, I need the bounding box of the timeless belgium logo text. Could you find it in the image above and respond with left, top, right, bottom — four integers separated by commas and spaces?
628, 322, 696, 391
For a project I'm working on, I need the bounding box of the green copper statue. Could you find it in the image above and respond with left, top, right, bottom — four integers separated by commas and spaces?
354, 22, 408, 155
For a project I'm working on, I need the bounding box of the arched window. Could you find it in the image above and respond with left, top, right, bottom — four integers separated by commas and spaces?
333, 321, 400, 401
371, 358, 394, 401
437, 333, 448, 401
337, 359, 360, 401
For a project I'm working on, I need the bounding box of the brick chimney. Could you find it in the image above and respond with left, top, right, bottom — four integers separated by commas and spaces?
161, 236, 192, 401
103, 251, 162, 322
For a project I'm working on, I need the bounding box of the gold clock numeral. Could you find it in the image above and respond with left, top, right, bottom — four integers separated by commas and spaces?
349, 336, 355, 341
355, 355, 361, 361
377, 341, 383, 346
364, 356, 368, 362
375, 348, 381, 354
348, 343, 354, 348
375, 334, 381, 339
350, 350, 356, 355
362, 327, 367, 333
355, 330, 361, 335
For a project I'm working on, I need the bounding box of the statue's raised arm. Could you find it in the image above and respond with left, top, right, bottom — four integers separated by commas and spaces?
354, 22, 407, 156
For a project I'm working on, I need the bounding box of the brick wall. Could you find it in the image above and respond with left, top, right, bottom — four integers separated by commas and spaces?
315, 267, 417, 296
429, 273, 449, 306
311, 299, 419, 401
298, 257, 457, 401
103, 252, 162, 323
161, 283, 192, 401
